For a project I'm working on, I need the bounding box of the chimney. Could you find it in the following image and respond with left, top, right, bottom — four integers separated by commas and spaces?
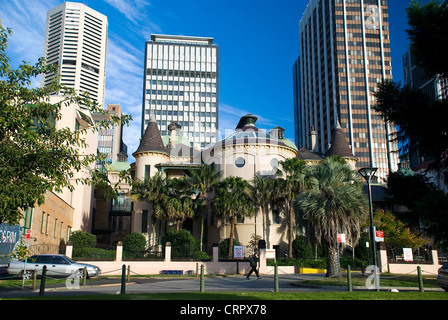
168, 121, 181, 147
310, 125, 317, 152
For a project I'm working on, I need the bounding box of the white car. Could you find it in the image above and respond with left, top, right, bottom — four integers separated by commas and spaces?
437, 262, 448, 292
7, 254, 101, 279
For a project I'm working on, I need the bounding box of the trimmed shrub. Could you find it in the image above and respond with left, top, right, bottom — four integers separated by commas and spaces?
123, 232, 147, 253
70, 230, 96, 249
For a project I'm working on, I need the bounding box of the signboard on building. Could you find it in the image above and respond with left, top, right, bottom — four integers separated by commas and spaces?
0, 223, 23, 265
403, 248, 413, 262
234, 245, 243, 259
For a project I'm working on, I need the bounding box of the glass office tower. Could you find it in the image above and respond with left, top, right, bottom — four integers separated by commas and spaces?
293, 0, 398, 182
40, 2, 108, 107
142, 34, 219, 150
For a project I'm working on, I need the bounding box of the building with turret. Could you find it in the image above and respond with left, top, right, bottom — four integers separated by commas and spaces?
93, 114, 358, 256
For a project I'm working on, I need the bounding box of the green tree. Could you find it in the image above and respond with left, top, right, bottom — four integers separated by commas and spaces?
373, 1, 448, 172
406, 0, 448, 80
212, 176, 256, 257
372, 209, 428, 256
249, 175, 275, 244
276, 157, 309, 258
131, 173, 166, 245
0, 27, 131, 224
189, 164, 221, 251
386, 171, 448, 251
295, 157, 368, 278
162, 177, 195, 231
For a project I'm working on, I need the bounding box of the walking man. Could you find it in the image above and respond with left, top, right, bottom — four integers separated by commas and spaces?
246, 252, 261, 279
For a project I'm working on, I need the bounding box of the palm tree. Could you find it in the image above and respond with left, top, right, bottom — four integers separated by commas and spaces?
295, 156, 369, 278
162, 177, 195, 231
212, 176, 256, 257
131, 173, 166, 246
276, 157, 309, 258
250, 175, 274, 245
189, 164, 221, 251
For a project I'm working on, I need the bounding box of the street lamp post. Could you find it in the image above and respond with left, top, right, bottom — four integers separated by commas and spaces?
358, 167, 379, 291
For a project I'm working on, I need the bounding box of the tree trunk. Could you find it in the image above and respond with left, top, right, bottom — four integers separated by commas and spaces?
288, 203, 294, 258
200, 204, 206, 252
228, 216, 236, 258
326, 246, 339, 278
262, 207, 266, 244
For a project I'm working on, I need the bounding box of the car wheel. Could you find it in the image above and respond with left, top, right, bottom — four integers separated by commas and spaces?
19, 270, 33, 280
77, 269, 89, 279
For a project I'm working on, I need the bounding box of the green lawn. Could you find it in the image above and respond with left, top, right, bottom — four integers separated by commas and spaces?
297, 272, 440, 288
4, 291, 447, 300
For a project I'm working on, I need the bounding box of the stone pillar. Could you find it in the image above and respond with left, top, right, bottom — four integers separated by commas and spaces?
116, 241, 123, 262
377, 242, 388, 273
432, 249, 439, 265
165, 242, 171, 263
212, 243, 219, 263
65, 241, 73, 258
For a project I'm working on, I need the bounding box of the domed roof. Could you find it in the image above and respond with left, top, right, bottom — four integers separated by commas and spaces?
217, 114, 297, 151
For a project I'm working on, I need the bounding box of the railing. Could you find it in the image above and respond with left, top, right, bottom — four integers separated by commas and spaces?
387, 247, 434, 264
29, 243, 65, 255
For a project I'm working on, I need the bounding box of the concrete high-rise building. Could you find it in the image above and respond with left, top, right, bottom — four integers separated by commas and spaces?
142, 34, 219, 150
40, 2, 108, 107
293, 0, 399, 183
93, 103, 128, 171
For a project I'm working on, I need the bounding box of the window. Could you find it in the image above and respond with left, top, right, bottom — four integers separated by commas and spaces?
273, 209, 280, 224
235, 157, 245, 168
142, 210, 148, 233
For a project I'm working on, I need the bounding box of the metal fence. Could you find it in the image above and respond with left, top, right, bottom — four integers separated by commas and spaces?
29, 243, 65, 256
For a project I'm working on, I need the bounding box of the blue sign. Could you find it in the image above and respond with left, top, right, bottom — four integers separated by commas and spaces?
0, 223, 23, 265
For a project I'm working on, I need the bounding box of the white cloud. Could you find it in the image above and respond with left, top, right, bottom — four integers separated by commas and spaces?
1, 0, 57, 66
102, 0, 151, 23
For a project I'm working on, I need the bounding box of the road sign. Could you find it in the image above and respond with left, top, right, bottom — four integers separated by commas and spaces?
25, 229, 31, 239
234, 245, 243, 259
337, 233, 345, 243
375, 230, 384, 242
403, 248, 413, 261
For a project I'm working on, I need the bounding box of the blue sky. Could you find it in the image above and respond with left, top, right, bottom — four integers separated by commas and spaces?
1, 0, 421, 162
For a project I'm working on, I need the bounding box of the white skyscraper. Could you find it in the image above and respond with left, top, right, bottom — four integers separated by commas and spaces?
142, 34, 219, 150
40, 2, 108, 107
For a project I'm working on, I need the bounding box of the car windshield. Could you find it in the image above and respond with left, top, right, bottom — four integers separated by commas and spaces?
66, 257, 76, 263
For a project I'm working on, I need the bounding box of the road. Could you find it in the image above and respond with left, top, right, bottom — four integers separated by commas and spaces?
0, 273, 341, 298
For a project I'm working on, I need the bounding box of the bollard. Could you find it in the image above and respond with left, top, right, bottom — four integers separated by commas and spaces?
82, 267, 87, 286
121, 264, 126, 294
127, 265, 131, 282
274, 264, 279, 292
32, 270, 37, 290
347, 265, 352, 292
39, 265, 47, 296
417, 266, 424, 292
200, 264, 205, 292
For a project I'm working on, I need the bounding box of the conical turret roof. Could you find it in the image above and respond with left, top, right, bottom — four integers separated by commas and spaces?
133, 117, 169, 156
325, 121, 356, 159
